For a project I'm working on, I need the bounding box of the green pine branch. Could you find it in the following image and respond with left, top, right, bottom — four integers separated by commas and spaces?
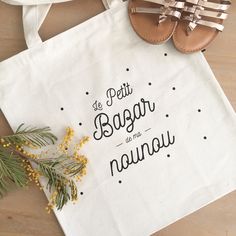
2, 123, 57, 148
0, 124, 88, 211
36, 156, 86, 210
0, 147, 28, 197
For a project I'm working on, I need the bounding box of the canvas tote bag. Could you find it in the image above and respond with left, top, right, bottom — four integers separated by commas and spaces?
1, 0, 236, 235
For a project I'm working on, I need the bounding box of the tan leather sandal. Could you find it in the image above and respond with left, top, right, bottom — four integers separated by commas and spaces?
128, 0, 185, 44
172, 0, 231, 53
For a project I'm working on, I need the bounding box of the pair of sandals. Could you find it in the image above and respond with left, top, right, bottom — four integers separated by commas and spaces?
128, 0, 231, 53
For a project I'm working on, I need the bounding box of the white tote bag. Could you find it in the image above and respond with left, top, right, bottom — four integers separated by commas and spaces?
1, 0, 236, 235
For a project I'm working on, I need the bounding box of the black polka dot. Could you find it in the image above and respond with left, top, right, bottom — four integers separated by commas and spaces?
172, 87, 176, 90
60, 107, 64, 111
86, 92, 89, 95
164, 53, 168, 56
198, 109, 201, 112
166, 114, 169, 118
79, 122, 82, 126
80, 192, 84, 195
118, 180, 122, 184
126, 68, 129, 71
203, 136, 207, 140
148, 82, 152, 86
167, 154, 170, 158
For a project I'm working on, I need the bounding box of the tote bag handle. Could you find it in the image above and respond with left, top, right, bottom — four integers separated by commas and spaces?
1, 0, 124, 48
101, 0, 124, 9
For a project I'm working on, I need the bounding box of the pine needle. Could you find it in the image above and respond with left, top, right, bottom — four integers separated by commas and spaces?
36, 156, 86, 210
0, 147, 28, 197
2, 123, 57, 148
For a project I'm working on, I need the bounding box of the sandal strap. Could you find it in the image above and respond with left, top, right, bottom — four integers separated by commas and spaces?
141, 0, 185, 9
132, 7, 182, 19
197, 19, 224, 31
186, 0, 231, 11
183, 15, 225, 31
130, 0, 184, 23
183, 6, 228, 19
